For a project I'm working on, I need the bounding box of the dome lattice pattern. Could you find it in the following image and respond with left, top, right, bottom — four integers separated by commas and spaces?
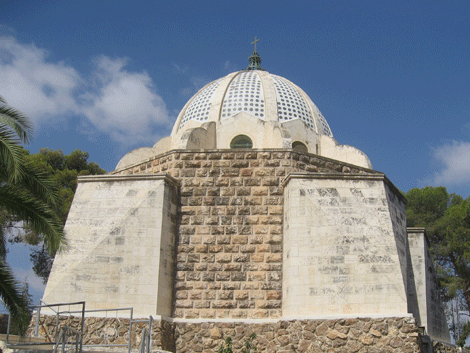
179, 79, 221, 129
272, 75, 332, 136
221, 71, 265, 120
272, 75, 315, 129
176, 70, 333, 137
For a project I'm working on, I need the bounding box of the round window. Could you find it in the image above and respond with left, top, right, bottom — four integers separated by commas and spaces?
292, 141, 308, 153
230, 135, 253, 149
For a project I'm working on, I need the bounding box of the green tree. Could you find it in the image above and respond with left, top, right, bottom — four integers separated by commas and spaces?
433, 199, 470, 303
406, 186, 462, 230
0, 96, 65, 332
405, 186, 470, 345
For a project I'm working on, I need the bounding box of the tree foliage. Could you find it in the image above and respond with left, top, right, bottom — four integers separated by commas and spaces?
405, 186, 470, 345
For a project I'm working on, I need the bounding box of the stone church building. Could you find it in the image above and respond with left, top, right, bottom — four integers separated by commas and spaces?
42, 49, 454, 352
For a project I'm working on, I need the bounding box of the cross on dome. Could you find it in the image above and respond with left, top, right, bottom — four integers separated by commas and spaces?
251, 37, 260, 52
247, 36, 263, 70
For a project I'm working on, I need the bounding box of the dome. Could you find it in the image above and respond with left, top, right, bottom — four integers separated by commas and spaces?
173, 70, 333, 137
116, 50, 372, 171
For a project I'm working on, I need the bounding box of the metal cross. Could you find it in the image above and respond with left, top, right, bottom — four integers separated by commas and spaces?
251, 37, 260, 52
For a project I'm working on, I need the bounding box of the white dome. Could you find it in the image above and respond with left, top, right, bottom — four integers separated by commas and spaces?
173, 70, 333, 137
117, 53, 372, 171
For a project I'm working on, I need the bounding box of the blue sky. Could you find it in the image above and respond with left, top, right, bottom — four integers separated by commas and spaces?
1, 1, 470, 303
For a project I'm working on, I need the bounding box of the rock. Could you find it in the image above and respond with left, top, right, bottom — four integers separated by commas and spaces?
277, 335, 290, 347
390, 337, 404, 348
370, 328, 382, 337
326, 329, 347, 340
316, 322, 329, 336
348, 340, 362, 352
360, 335, 374, 345
298, 339, 310, 352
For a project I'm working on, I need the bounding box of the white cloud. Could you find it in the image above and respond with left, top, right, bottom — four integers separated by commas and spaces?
0, 37, 81, 122
223, 60, 238, 72
0, 36, 173, 146
81, 56, 171, 144
190, 76, 210, 90
430, 140, 470, 186
178, 75, 211, 98
171, 62, 188, 74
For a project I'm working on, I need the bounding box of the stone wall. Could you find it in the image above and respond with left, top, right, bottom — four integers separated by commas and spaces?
112, 149, 376, 320
30, 315, 462, 352
407, 228, 450, 342
175, 317, 424, 353
28, 315, 461, 352
42, 175, 179, 318
282, 173, 410, 318
433, 341, 461, 353
30, 314, 174, 351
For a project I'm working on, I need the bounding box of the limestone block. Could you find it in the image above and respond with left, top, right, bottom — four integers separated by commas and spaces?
407, 228, 450, 342
282, 173, 409, 318
43, 174, 178, 318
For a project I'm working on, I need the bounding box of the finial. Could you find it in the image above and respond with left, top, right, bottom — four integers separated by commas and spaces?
252, 37, 260, 52
247, 37, 263, 71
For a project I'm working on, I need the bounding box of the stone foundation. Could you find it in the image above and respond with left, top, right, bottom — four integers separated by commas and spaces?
433, 341, 461, 353
175, 317, 422, 353
28, 315, 460, 352
30, 315, 174, 351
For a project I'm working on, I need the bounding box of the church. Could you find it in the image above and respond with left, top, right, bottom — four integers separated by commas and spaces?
41, 43, 455, 352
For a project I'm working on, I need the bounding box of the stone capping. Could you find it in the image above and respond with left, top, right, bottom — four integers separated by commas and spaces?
282, 171, 407, 204
110, 148, 377, 175
406, 227, 426, 234
407, 227, 430, 245
77, 173, 180, 187
149, 313, 415, 325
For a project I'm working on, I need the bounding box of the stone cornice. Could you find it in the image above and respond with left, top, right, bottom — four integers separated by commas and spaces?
407, 227, 430, 246
77, 173, 180, 187
282, 171, 407, 204
111, 148, 377, 175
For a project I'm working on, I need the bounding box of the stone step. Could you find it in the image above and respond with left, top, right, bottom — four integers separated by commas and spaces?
0, 334, 48, 344
1, 334, 171, 353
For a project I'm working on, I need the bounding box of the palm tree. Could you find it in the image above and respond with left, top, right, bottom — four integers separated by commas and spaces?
0, 96, 65, 333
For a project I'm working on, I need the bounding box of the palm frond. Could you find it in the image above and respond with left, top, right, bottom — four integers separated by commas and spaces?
0, 227, 6, 260
16, 161, 61, 209
0, 99, 34, 144
0, 127, 26, 182
0, 261, 30, 333
0, 96, 61, 333
0, 185, 66, 254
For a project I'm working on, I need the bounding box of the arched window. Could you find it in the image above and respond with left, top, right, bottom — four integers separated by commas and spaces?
230, 135, 253, 149
292, 141, 308, 153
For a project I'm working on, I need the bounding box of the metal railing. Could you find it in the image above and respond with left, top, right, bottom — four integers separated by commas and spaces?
7, 300, 85, 353
135, 316, 153, 353
53, 325, 83, 353
7, 301, 157, 353
46, 306, 135, 353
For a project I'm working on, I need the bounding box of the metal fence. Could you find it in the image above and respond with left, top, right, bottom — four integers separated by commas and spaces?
6, 300, 155, 353
7, 300, 85, 353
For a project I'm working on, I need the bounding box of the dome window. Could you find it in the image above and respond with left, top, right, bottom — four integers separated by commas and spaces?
292, 141, 308, 153
230, 135, 253, 149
